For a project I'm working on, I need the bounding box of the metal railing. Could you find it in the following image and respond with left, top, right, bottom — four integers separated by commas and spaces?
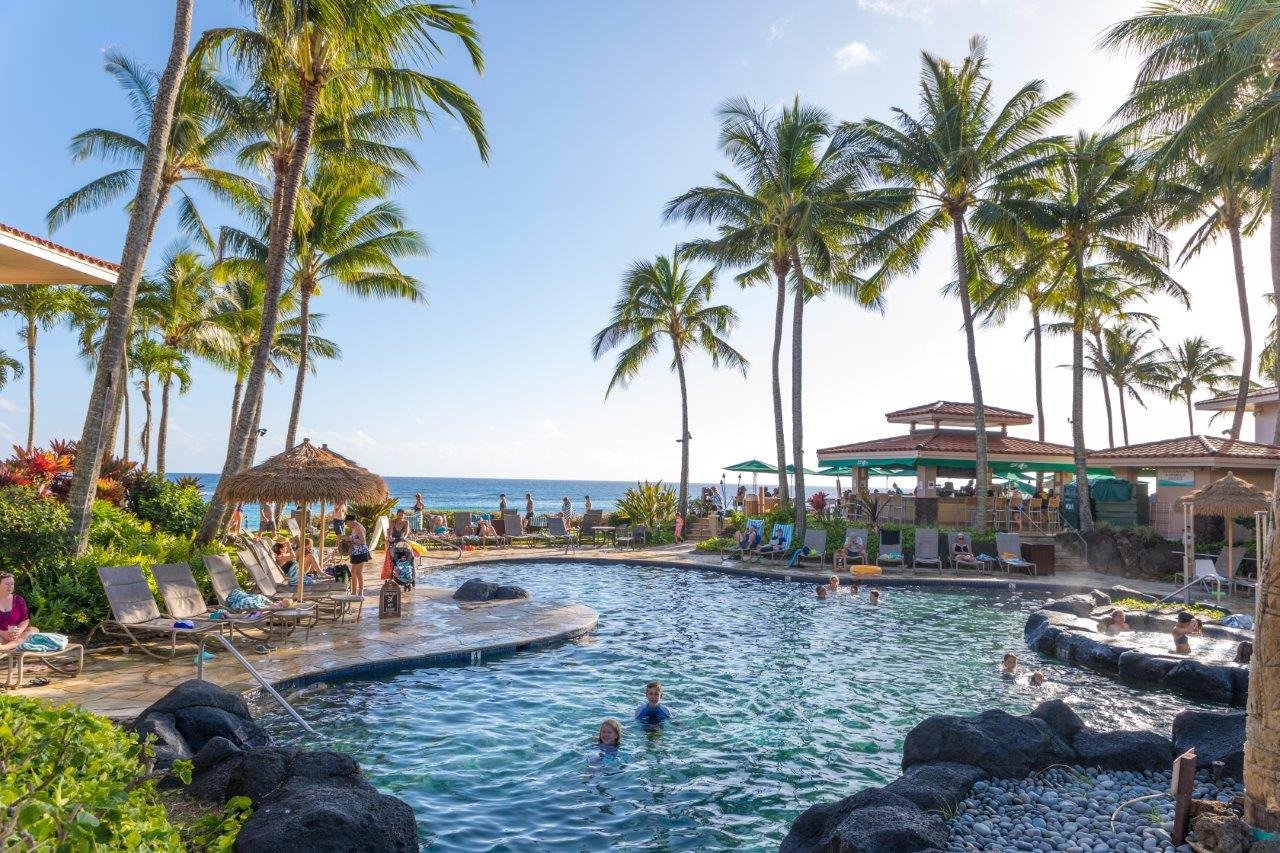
196, 633, 320, 738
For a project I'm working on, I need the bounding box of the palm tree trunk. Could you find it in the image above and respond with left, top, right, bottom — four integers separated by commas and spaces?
24, 321, 35, 452
1095, 330, 1115, 448
1072, 264, 1094, 533
1116, 380, 1130, 446
1228, 218, 1252, 441
1246, 470, 1280, 832
284, 281, 312, 451
1032, 304, 1045, 492
65, 0, 193, 553
674, 348, 690, 519
790, 260, 806, 543
228, 374, 244, 446
953, 218, 987, 530
1270, 147, 1280, 444
199, 80, 322, 545
140, 375, 153, 472
1186, 395, 1195, 436
771, 266, 790, 507
122, 374, 131, 464
157, 375, 171, 475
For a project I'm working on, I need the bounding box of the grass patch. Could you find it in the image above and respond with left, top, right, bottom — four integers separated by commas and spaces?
1112, 597, 1227, 620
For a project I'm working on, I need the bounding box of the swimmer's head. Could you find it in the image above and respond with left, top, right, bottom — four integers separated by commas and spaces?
828, 575, 840, 587
869, 588, 880, 604
1002, 652, 1017, 671
1235, 641, 1253, 664
1029, 671, 1046, 686
598, 718, 622, 747
1110, 609, 1126, 624
816, 585, 828, 598
1177, 611, 1193, 625
645, 682, 662, 705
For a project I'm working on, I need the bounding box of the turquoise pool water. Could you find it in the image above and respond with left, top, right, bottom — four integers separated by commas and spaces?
265, 562, 1206, 851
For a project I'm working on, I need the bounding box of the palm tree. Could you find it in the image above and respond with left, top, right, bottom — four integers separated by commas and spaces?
47, 51, 259, 247
591, 254, 746, 518
857, 36, 1073, 530
195, 0, 487, 545
0, 351, 21, 394
1082, 325, 1165, 446
1154, 336, 1236, 435
66, 0, 196, 552
1013, 131, 1182, 533
0, 285, 83, 450
222, 166, 425, 451
666, 97, 887, 537
130, 336, 189, 472
1162, 152, 1266, 439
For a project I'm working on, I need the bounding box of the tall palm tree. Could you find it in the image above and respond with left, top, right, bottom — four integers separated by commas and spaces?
857, 36, 1073, 530
1162, 152, 1266, 439
195, 0, 487, 545
66, 0, 196, 552
130, 336, 189, 472
666, 97, 887, 537
1154, 336, 1236, 435
0, 351, 21, 395
222, 166, 425, 451
591, 254, 746, 517
1082, 325, 1165, 446
1016, 132, 1184, 531
47, 51, 259, 247
0, 285, 83, 450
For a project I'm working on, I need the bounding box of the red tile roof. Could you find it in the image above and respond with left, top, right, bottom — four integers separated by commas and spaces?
819, 431, 1077, 457
0, 222, 119, 273
1089, 435, 1280, 462
1195, 386, 1279, 409
884, 400, 1034, 424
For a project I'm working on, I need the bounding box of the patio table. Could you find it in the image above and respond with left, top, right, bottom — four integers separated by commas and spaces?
593, 525, 617, 546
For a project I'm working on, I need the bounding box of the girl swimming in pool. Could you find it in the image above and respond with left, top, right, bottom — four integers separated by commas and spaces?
598, 718, 622, 751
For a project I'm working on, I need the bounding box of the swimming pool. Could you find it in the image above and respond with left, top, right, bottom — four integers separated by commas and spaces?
264, 561, 1209, 851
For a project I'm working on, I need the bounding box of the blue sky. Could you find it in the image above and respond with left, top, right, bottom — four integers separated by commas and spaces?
0, 0, 1264, 482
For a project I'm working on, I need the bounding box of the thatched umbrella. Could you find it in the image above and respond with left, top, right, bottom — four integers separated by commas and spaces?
216, 438, 388, 601
1179, 471, 1271, 595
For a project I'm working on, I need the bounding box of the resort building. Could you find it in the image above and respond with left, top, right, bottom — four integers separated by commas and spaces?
0, 221, 118, 284
1195, 386, 1280, 445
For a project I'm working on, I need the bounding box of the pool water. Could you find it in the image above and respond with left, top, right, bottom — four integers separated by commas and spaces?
264, 562, 1209, 851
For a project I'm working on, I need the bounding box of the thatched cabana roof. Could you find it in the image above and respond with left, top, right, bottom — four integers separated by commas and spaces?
215, 438, 388, 505
1179, 471, 1272, 518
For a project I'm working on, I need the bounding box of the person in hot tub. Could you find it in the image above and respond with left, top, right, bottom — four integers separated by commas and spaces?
1172, 612, 1202, 654
1103, 609, 1133, 635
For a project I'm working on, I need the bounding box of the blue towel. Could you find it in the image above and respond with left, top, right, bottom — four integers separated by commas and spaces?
173, 620, 196, 629
18, 632, 69, 652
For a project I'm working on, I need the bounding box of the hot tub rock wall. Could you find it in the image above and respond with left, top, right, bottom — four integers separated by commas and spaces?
135, 679, 418, 852
781, 700, 1245, 853
1024, 594, 1249, 707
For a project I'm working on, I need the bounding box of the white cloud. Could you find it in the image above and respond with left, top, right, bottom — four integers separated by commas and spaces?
834, 41, 879, 71
535, 418, 564, 440
767, 18, 789, 44
857, 0, 1039, 23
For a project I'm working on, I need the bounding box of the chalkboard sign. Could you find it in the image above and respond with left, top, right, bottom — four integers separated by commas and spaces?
379, 582, 402, 618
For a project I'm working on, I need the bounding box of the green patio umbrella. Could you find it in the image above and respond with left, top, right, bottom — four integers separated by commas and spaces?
724, 459, 778, 494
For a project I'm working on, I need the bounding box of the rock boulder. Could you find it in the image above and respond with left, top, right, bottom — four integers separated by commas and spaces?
1071, 729, 1172, 773
901, 709, 1074, 777
491, 584, 530, 600
780, 788, 949, 853
1172, 711, 1246, 781
1162, 659, 1235, 706
451, 578, 499, 602
884, 761, 987, 813
1041, 593, 1098, 618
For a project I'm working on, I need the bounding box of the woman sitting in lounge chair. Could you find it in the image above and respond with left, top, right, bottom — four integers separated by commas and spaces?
953, 533, 979, 567
735, 524, 761, 554
0, 572, 37, 652
845, 535, 868, 564
476, 517, 499, 539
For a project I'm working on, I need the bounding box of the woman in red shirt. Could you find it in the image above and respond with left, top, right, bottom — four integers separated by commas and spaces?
0, 572, 36, 651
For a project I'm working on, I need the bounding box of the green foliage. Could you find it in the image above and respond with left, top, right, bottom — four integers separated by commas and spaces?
1111, 597, 1227, 620
614, 480, 678, 530
180, 795, 253, 852
0, 695, 180, 849
350, 498, 397, 535
126, 473, 207, 537
724, 509, 746, 532
0, 486, 72, 577
695, 535, 735, 552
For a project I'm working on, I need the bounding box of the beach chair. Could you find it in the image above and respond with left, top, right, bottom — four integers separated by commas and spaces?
842, 528, 870, 565
252, 538, 347, 594
3, 636, 85, 688
911, 529, 943, 574
203, 555, 319, 637
1193, 558, 1229, 596
792, 528, 827, 569
500, 511, 544, 547
546, 515, 579, 550
724, 519, 765, 561
86, 565, 224, 660
580, 509, 604, 544
755, 523, 793, 562
1213, 548, 1249, 595
452, 513, 482, 547
152, 562, 274, 641
996, 533, 1037, 576
876, 529, 905, 570
239, 548, 360, 622
947, 532, 980, 572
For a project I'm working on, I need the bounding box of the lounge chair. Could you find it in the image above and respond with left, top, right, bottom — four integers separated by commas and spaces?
580, 509, 604, 544
876, 529, 905, 570
3, 637, 85, 688
755, 523, 793, 562
792, 528, 828, 569
203, 555, 319, 636
912, 529, 943, 574
1193, 558, 1229, 596
452, 514, 482, 547
86, 565, 224, 660
724, 519, 765, 561
152, 562, 274, 642
251, 538, 347, 594
1213, 549, 1250, 595
500, 511, 543, 547
996, 533, 1037, 576
546, 516, 579, 550
238, 549, 361, 622
947, 532, 982, 572
841, 528, 870, 565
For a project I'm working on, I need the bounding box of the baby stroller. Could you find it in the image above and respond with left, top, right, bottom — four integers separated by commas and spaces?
389, 540, 417, 591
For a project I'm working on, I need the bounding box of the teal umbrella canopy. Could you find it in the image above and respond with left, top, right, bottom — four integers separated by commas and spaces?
724, 459, 779, 474
785, 465, 819, 475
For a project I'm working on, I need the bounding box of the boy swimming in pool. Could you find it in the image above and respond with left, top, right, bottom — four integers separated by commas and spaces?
635, 681, 672, 726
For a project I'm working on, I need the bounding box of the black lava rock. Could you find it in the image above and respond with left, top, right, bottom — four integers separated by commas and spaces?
234, 777, 418, 853
1041, 593, 1098, 617
1117, 650, 1180, 686
901, 709, 1074, 777
1029, 700, 1084, 741
1172, 710, 1246, 781
780, 788, 949, 853
491, 584, 530, 600
884, 761, 988, 812
1072, 729, 1172, 773
451, 578, 499, 602
1162, 659, 1235, 706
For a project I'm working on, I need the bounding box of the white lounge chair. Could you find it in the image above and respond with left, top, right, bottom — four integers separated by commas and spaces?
912, 529, 943, 574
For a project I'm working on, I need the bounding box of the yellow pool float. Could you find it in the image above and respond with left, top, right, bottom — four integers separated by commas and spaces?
848, 564, 883, 577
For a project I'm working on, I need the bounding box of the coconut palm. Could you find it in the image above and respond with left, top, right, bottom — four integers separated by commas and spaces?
130, 336, 190, 472
0, 351, 21, 395
0, 285, 84, 451
221, 166, 425, 451
66, 0, 196, 551
856, 36, 1073, 530
195, 0, 486, 544
1082, 325, 1165, 446
591, 253, 747, 517
665, 97, 888, 537
1012, 131, 1182, 532
1153, 336, 1237, 435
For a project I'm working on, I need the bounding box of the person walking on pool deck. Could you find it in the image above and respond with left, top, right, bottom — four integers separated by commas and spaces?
562, 496, 572, 518
525, 493, 534, 529
499, 493, 508, 514
411, 493, 425, 532
259, 501, 276, 533
342, 513, 370, 596
635, 681, 672, 726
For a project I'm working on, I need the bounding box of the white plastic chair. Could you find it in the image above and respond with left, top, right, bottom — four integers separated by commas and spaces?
1193, 558, 1227, 594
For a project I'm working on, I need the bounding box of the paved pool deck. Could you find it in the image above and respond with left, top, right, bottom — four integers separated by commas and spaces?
13, 542, 1253, 720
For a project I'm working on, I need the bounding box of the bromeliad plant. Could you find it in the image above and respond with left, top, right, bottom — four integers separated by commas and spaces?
616, 480, 678, 531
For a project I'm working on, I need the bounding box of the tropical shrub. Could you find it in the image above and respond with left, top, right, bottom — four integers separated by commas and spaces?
0, 486, 72, 577
808, 492, 829, 512
127, 473, 207, 536
176, 795, 254, 852
351, 498, 397, 535
695, 535, 735, 552
615, 480, 677, 529
0, 695, 180, 849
